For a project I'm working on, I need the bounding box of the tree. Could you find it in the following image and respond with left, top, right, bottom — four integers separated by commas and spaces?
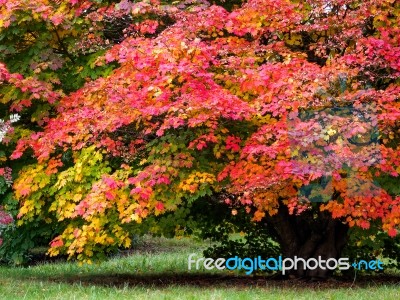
1, 0, 399, 278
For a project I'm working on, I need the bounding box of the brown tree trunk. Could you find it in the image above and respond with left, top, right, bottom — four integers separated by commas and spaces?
266, 203, 348, 280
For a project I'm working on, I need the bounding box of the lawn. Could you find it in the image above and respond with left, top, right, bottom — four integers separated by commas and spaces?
0, 236, 399, 300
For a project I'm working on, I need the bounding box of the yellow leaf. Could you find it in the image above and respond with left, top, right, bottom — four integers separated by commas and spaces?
131, 214, 142, 223
123, 237, 131, 248
73, 194, 83, 202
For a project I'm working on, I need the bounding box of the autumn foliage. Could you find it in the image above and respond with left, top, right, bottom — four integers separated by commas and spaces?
0, 0, 399, 269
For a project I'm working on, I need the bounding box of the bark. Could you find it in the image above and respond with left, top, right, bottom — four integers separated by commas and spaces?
266, 203, 348, 280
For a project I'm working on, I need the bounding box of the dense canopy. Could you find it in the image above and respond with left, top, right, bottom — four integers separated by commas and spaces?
0, 0, 399, 268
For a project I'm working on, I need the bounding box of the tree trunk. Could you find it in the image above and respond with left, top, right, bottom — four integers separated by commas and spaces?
266, 203, 349, 280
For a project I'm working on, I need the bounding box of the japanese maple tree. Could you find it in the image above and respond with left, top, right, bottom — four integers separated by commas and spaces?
1, 0, 400, 278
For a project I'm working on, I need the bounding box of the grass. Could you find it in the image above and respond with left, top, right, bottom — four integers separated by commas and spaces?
0, 236, 399, 299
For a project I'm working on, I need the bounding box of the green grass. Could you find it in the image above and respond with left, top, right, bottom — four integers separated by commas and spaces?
0, 236, 399, 300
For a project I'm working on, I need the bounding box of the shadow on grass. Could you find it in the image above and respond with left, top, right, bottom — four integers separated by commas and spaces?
42, 272, 400, 289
